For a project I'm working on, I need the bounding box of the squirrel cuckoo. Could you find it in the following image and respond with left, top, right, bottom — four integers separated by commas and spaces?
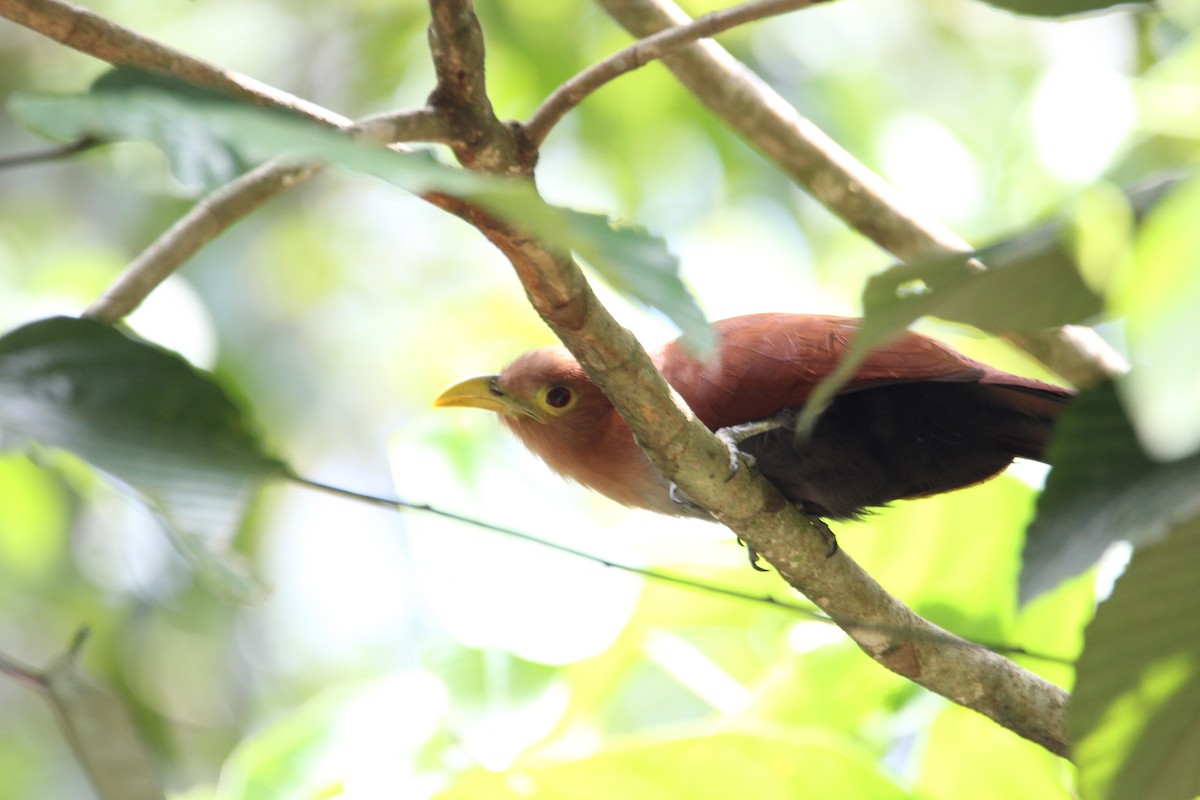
435, 314, 1072, 521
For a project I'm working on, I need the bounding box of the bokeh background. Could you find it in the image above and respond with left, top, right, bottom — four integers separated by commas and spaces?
0, 0, 1193, 797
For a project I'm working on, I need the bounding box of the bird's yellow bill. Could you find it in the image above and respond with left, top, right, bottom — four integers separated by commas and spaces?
434, 375, 508, 412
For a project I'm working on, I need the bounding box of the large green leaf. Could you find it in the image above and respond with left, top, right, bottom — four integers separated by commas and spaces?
0, 316, 282, 597
8, 69, 713, 354
435, 730, 911, 800
795, 218, 1101, 434
1071, 514, 1200, 800
1021, 382, 1200, 602
796, 175, 1179, 435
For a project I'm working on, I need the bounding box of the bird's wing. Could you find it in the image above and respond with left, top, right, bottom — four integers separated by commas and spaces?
656, 313, 1021, 429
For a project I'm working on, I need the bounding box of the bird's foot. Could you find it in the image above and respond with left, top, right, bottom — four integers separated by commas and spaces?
713, 420, 775, 479
736, 537, 771, 572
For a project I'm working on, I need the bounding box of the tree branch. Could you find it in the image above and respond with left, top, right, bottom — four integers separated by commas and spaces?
425, 0, 537, 173
0, 0, 351, 127
525, 0, 828, 146
597, 0, 1126, 387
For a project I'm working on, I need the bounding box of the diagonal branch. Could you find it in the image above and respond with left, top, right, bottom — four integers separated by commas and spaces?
525, 0, 829, 146
597, 0, 1126, 387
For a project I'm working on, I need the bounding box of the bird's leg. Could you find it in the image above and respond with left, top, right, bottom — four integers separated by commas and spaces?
713, 410, 796, 479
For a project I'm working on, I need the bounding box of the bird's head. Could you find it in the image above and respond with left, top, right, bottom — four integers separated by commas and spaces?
434, 346, 674, 512
435, 347, 614, 441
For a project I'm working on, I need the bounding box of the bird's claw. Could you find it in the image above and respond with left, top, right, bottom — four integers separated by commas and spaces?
668, 482, 705, 513
806, 516, 839, 558
736, 537, 770, 572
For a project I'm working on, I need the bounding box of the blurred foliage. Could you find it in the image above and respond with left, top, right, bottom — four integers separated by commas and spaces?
0, 0, 1198, 799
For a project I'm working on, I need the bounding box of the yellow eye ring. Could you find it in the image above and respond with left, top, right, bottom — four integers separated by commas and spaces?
538, 384, 576, 414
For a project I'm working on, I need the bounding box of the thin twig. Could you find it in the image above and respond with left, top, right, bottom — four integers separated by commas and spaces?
597, 0, 1126, 387
0, 137, 100, 169
288, 473, 1074, 665
525, 0, 826, 146
84, 159, 320, 323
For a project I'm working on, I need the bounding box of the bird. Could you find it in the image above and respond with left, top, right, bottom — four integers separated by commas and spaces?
434, 313, 1072, 524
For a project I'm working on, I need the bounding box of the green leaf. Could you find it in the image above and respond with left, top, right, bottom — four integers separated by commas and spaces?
8, 68, 712, 353
919, 705, 1073, 800
216, 688, 343, 800
794, 223, 1099, 433
12, 631, 166, 800
572, 214, 714, 357
1111, 174, 1200, 461
1071, 514, 1200, 800
435, 730, 911, 800
795, 175, 1180, 435
0, 316, 282, 597
974, 0, 1152, 17
1021, 382, 1200, 602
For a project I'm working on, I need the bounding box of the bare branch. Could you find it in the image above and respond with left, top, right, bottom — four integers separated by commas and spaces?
84, 159, 320, 323
427, 0, 492, 113
0, 0, 351, 128
526, 0, 828, 146
598, 0, 1125, 387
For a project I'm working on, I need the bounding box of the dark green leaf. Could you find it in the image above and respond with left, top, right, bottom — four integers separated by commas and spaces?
794, 176, 1188, 435
795, 228, 1099, 433
571, 214, 714, 357
8, 68, 711, 351
0, 316, 283, 547
975, 0, 1152, 17
1071, 514, 1200, 800
1021, 382, 1200, 602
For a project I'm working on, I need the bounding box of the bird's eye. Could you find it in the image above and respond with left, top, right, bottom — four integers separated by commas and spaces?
543, 385, 573, 409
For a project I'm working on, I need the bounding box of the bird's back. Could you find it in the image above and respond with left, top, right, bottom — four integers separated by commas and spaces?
657, 314, 1073, 517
